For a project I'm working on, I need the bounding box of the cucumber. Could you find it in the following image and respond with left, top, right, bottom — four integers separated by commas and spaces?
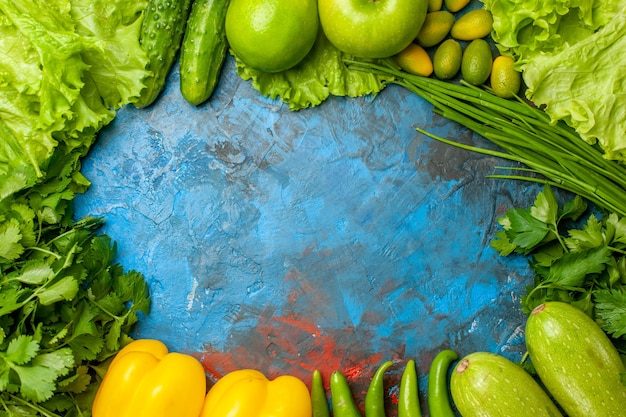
180, 0, 231, 106
526, 301, 626, 417
450, 352, 563, 417
135, 0, 193, 108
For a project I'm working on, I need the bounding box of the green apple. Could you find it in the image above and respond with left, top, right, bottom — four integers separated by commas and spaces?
318, 0, 428, 58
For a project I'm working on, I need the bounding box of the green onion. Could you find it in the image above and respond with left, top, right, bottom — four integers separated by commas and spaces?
346, 60, 626, 217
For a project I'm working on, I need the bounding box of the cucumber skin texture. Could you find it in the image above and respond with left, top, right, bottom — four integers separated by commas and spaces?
526, 301, 626, 417
136, 0, 193, 108
450, 352, 563, 417
180, 0, 231, 106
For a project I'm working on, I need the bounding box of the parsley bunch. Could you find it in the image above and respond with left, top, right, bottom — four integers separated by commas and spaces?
492, 185, 626, 353
0, 150, 150, 416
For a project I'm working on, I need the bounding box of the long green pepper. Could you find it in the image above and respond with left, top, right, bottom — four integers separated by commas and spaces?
398, 360, 422, 417
364, 361, 393, 417
311, 370, 331, 417
427, 350, 458, 417
330, 371, 362, 417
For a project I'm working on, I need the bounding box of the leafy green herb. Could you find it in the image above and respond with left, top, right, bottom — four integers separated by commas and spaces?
0, 335, 75, 403
488, 185, 626, 352
0, 161, 150, 416
594, 289, 626, 339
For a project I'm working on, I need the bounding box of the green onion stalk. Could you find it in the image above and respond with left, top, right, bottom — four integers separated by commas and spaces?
346, 60, 626, 217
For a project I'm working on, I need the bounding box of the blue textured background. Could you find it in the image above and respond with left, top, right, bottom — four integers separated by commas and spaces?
74, 23, 540, 414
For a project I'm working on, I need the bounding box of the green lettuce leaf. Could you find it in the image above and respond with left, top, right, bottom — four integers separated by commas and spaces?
483, 0, 626, 162
0, 0, 149, 200
484, 0, 620, 61
522, 9, 626, 161
234, 31, 394, 111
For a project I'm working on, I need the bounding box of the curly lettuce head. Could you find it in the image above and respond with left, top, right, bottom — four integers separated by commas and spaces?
484, 0, 626, 161
0, 0, 150, 199
484, 0, 621, 61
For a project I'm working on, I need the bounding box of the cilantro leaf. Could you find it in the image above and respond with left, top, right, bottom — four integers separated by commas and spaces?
105, 320, 123, 352
5, 336, 39, 366
36, 276, 79, 306
0, 218, 24, 262
82, 234, 115, 273
594, 289, 626, 338
0, 336, 74, 403
14, 261, 55, 285
57, 365, 91, 394
0, 286, 29, 317
14, 349, 74, 402
71, 302, 99, 338
94, 293, 125, 318
68, 334, 105, 362
114, 270, 151, 320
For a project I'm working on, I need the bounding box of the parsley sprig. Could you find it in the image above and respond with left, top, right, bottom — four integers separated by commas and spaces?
492, 185, 626, 352
1, 149, 150, 416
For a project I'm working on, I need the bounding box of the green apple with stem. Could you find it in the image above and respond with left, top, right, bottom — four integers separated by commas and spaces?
318, 0, 428, 58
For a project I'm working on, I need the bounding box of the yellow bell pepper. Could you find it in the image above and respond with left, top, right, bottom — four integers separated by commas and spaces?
200, 369, 312, 417
92, 339, 207, 417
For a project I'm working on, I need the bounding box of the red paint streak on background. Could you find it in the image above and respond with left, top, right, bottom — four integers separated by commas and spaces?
196, 310, 407, 415
197, 310, 391, 388
196, 266, 414, 415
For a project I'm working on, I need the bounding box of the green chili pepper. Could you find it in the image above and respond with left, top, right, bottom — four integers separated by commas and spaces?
330, 371, 362, 417
311, 370, 331, 417
427, 350, 458, 417
398, 359, 422, 417
364, 360, 393, 417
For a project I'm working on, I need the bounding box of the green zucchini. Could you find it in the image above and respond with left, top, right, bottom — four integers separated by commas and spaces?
450, 352, 563, 417
135, 0, 193, 108
180, 0, 231, 106
526, 301, 626, 417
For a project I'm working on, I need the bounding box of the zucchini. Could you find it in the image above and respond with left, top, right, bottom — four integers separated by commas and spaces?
180, 0, 231, 106
526, 301, 626, 417
450, 352, 562, 417
135, 0, 193, 108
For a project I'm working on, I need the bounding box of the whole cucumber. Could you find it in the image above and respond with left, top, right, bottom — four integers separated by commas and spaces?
526, 301, 626, 417
450, 351, 563, 417
135, 0, 193, 108
180, 0, 231, 106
